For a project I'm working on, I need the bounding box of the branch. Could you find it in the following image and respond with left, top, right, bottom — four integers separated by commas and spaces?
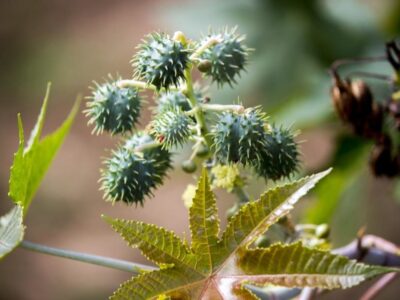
182, 65, 213, 149
233, 185, 250, 204
117, 79, 179, 92
19, 240, 156, 274
190, 37, 220, 61
200, 103, 245, 113
133, 141, 161, 153
333, 234, 400, 266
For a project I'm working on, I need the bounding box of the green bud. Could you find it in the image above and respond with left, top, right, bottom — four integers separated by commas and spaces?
182, 160, 197, 173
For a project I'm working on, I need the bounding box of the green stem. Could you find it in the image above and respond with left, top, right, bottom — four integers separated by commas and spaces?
118, 79, 156, 91
117, 79, 179, 92
20, 240, 156, 274
190, 37, 220, 61
133, 141, 161, 153
200, 104, 244, 113
233, 185, 250, 204
183, 66, 212, 149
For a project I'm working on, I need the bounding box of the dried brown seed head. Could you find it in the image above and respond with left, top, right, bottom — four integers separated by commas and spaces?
369, 136, 398, 177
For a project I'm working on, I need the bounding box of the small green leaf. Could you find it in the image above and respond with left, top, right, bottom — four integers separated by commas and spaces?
0, 205, 24, 259
8, 84, 80, 214
239, 242, 395, 289
8, 114, 27, 210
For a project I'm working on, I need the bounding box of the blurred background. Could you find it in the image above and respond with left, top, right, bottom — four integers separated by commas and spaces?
0, 0, 399, 299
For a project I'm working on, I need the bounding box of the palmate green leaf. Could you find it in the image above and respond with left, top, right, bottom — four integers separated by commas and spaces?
8, 83, 80, 214
106, 169, 397, 300
0, 205, 24, 259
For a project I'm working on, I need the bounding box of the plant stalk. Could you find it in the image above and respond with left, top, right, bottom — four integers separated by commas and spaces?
183, 66, 213, 149
190, 37, 220, 61
19, 240, 156, 274
233, 185, 250, 204
117, 79, 179, 92
133, 141, 161, 153
200, 103, 244, 113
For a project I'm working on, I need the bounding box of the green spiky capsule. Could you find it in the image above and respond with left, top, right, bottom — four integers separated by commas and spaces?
255, 126, 300, 181
133, 32, 190, 90
85, 79, 141, 135
211, 108, 268, 165
101, 132, 172, 205
100, 149, 157, 205
124, 131, 172, 175
151, 107, 194, 149
199, 28, 249, 87
156, 91, 192, 113
239, 108, 268, 165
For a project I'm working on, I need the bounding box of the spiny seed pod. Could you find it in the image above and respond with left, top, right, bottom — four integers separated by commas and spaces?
255, 126, 300, 181
238, 108, 268, 165
151, 107, 194, 149
101, 132, 172, 205
211, 108, 268, 165
100, 149, 159, 205
85, 79, 141, 135
211, 112, 243, 164
133, 32, 190, 90
124, 131, 172, 175
199, 28, 249, 87
156, 91, 192, 113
